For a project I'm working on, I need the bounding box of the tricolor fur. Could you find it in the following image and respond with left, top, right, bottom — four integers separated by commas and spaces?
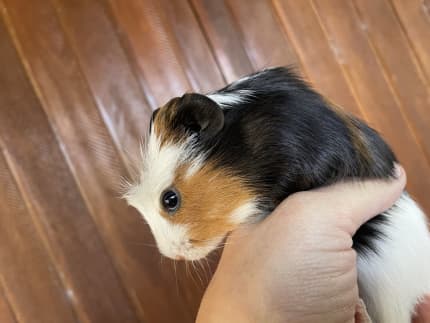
125, 67, 430, 322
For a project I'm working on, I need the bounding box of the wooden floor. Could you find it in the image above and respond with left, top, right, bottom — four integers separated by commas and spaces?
0, 1, 429, 322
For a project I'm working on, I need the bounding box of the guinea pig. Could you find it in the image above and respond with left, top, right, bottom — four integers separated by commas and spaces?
125, 67, 430, 323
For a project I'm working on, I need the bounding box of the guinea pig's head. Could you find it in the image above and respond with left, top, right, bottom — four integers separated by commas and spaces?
125, 93, 259, 260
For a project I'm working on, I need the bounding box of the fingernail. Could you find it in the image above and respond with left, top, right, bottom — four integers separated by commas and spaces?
394, 163, 402, 178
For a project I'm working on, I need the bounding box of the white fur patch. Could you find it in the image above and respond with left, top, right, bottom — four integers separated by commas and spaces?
357, 193, 430, 323
125, 132, 190, 258
185, 153, 206, 179
230, 200, 261, 224
125, 131, 223, 260
208, 89, 254, 107
181, 236, 224, 261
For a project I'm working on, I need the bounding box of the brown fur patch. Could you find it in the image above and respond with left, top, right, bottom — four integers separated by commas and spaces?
153, 97, 184, 146
161, 162, 255, 246
326, 98, 372, 164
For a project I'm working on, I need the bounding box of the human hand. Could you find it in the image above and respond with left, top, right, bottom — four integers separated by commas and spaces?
413, 295, 430, 323
196, 165, 407, 323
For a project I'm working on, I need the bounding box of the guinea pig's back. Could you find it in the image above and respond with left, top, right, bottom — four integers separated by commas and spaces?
209, 68, 398, 253
209, 67, 397, 201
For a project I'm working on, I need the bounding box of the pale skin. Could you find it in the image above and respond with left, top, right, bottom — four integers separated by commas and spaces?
196, 165, 430, 323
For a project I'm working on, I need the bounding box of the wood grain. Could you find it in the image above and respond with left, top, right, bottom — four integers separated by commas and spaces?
226, 0, 298, 69
109, 0, 192, 106
312, 0, 430, 212
160, 0, 226, 92
0, 287, 16, 323
273, 0, 362, 115
0, 6, 140, 322
190, 0, 254, 82
0, 152, 77, 323
353, 0, 430, 163
391, 0, 430, 84
53, 0, 153, 164
0, 1, 429, 321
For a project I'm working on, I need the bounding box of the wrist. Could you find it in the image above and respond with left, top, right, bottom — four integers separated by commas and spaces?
196, 285, 252, 323
196, 274, 268, 323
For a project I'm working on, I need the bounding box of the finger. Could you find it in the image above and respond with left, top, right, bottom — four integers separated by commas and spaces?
355, 299, 372, 323
413, 295, 430, 323
279, 164, 406, 235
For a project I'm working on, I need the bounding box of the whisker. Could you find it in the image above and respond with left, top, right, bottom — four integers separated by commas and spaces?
192, 260, 204, 287
173, 260, 179, 296
127, 241, 158, 248
198, 259, 210, 284
204, 257, 213, 279
185, 260, 189, 278
188, 261, 198, 286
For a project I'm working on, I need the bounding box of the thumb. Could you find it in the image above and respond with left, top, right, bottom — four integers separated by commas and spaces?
280, 164, 406, 235
413, 295, 430, 323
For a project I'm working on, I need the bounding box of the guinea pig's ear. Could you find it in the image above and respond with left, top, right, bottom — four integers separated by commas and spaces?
175, 93, 224, 139
149, 108, 160, 131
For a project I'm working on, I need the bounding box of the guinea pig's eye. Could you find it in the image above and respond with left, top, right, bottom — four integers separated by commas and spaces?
161, 189, 181, 214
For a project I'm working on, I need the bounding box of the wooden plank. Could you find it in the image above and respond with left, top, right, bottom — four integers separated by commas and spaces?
190, 0, 254, 82
226, 0, 298, 69
0, 152, 77, 323
3, 0, 206, 322
109, 0, 192, 106
273, 0, 362, 115
160, 0, 226, 92
0, 2, 142, 323
0, 286, 16, 323
391, 0, 430, 84
353, 0, 430, 164
53, 0, 153, 164
312, 0, 430, 213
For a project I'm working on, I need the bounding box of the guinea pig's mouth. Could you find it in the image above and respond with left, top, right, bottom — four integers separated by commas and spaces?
158, 236, 224, 261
